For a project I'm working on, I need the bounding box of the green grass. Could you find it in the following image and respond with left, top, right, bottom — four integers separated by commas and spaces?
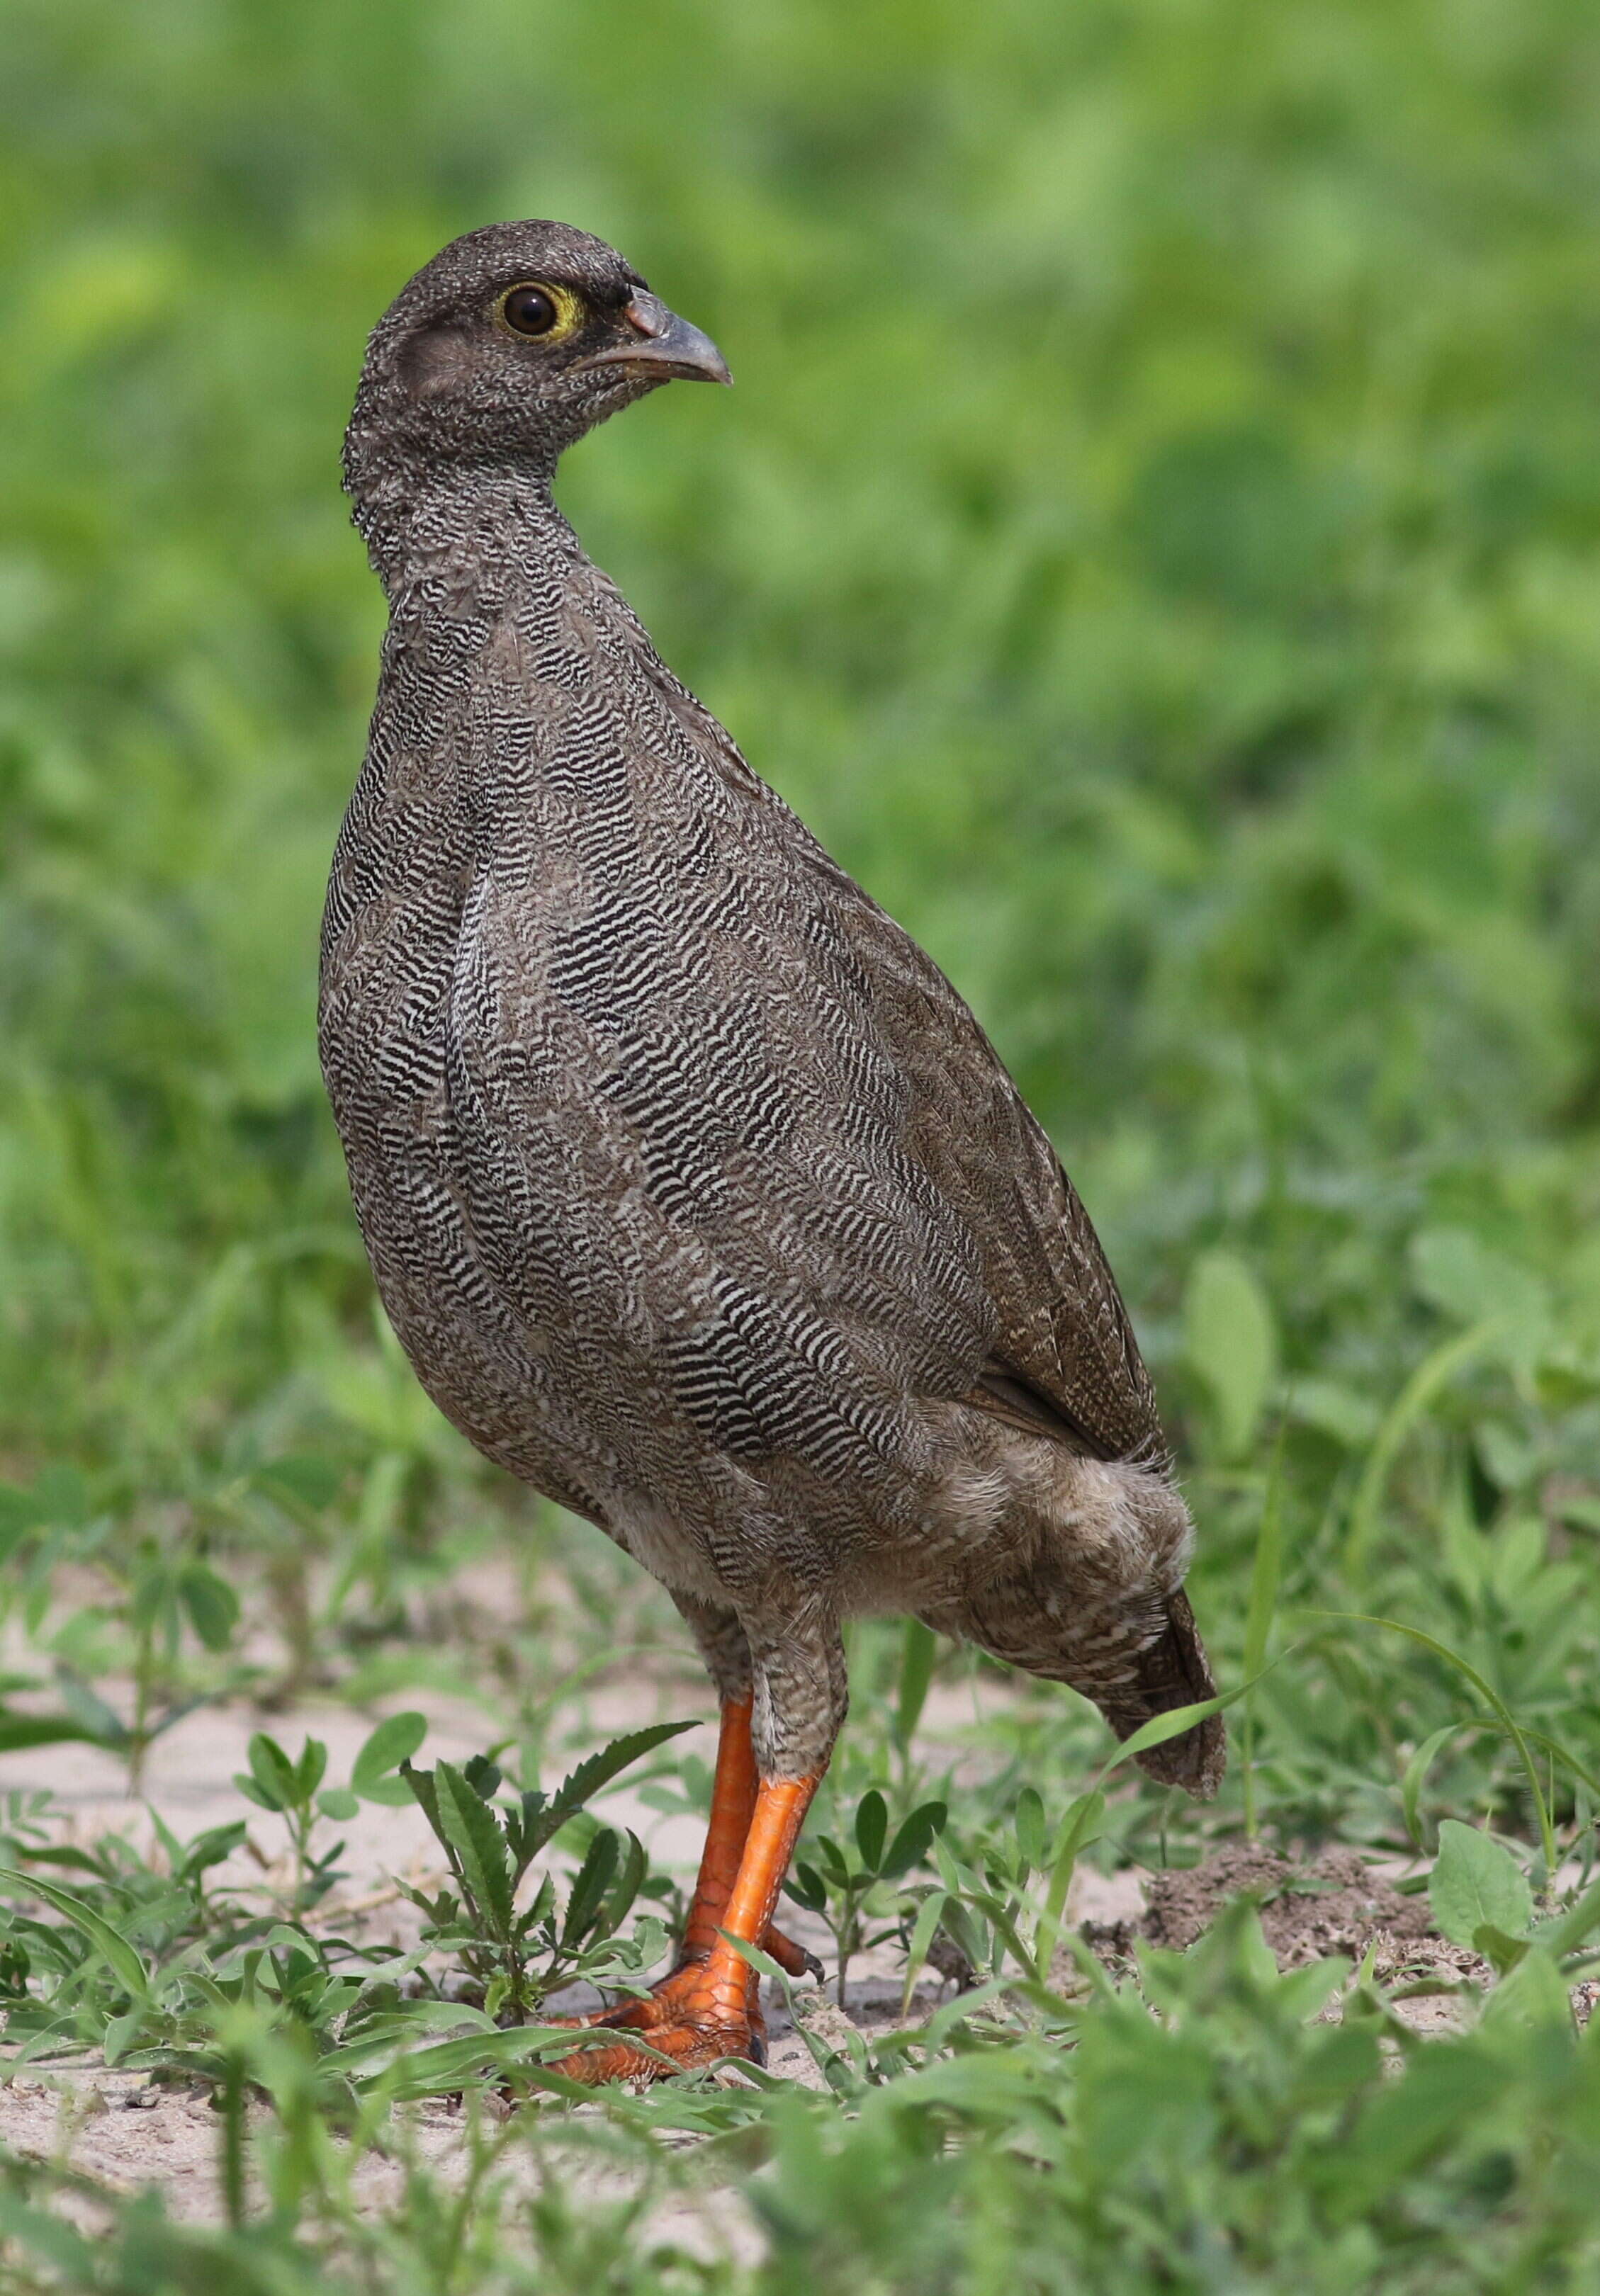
4, 0, 1600, 2286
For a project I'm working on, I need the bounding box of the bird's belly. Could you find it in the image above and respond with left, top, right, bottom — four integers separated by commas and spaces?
321, 945, 759, 1563
319, 847, 992, 1596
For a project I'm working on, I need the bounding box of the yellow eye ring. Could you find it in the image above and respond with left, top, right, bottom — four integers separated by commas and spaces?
496, 281, 581, 341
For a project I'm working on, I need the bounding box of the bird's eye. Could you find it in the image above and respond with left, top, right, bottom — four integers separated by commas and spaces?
499, 283, 560, 338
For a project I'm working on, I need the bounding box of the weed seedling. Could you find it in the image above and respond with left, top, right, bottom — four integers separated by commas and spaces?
400, 1723, 692, 2027
234, 1712, 426, 1910
784, 1787, 947, 2006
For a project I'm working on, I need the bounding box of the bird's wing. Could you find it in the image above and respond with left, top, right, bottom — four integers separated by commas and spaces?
614, 603, 1167, 1469
837, 886, 1168, 1468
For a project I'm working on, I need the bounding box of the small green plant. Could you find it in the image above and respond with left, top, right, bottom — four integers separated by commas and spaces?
399, 1722, 693, 2028
233, 1712, 426, 1909
784, 1787, 947, 2006
2, 1470, 243, 1792
1428, 1819, 1600, 1986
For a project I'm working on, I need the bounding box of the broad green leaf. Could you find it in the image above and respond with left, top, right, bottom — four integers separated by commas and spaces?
1183, 1249, 1276, 1459
359, 1775, 420, 1808
1429, 1821, 1533, 1952
881, 1800, 949, 1881
247, 1733, 299, 1811
176, 1561, 240, 1653
462, 1753, 502, 1800
433, 1760, 515, 1940
815, 1836, 853, 1889
785, 1860, 828, 1915
294, 1736, 328, 1799
317, 1787, 359, 1821
128, 1560, 176, 1636
855, 1789, 888, 1872
351, 1711, 427, 1797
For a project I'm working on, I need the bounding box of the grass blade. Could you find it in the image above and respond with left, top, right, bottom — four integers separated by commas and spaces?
1309, 1612, 1555, 1871
0, 1865, 150, 2004
1343, 1322, 1504, 1581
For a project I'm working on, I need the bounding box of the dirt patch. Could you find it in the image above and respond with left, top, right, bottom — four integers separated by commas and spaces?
1142, 1841, 1440, 1966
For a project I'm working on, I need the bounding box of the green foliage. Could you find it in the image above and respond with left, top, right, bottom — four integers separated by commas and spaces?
0, 1726, 691, 2110
398, 1726, 692, 2030
1429, 1822, 1535, 1959
1183, 1250, 1278, 1461
229, 1713, 424, 1908
784, 1787, 948, 2005
2, 0, 1600, 2283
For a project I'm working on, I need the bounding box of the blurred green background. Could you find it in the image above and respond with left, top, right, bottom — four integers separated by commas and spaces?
2, 0, 1598, 1669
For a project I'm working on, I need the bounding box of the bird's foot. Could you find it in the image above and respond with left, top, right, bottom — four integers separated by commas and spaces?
543, 1960, 761, 2088
544, 1921, 822, 2040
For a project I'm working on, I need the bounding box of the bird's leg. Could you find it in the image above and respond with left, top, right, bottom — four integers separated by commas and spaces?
565, 1694, 821, 2042
548, 1765, 823, 2086
678, 1695, 823, 1979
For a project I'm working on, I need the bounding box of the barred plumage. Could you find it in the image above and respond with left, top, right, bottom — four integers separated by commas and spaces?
322, 220, 1224, 1814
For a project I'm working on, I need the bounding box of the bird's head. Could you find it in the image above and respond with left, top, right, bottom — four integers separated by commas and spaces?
344, 220, 730, 547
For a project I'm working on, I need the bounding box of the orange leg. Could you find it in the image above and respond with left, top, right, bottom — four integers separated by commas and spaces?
679, 1695, 822, 1979
549, 1765, 823, 2085
553, 1695, 819, 2048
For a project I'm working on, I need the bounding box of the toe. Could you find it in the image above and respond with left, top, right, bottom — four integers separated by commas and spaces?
543, 2012, 753, 2088
765, 1924, 826, 1984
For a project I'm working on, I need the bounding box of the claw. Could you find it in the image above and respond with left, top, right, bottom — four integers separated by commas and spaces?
763, 1924, 826, 1983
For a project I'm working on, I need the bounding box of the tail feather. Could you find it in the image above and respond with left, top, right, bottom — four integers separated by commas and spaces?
1110, 1589, 1226, 1798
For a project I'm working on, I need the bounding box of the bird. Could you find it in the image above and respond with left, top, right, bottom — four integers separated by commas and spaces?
322, 220, 1225, 2083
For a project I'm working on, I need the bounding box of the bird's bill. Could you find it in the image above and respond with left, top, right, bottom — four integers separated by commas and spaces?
582, 294, 733, 386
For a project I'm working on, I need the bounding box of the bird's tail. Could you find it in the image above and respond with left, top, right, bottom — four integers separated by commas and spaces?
1105, 1586, 1226, 1798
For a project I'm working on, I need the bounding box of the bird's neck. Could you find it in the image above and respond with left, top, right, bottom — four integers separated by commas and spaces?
354, 460, 582, 620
